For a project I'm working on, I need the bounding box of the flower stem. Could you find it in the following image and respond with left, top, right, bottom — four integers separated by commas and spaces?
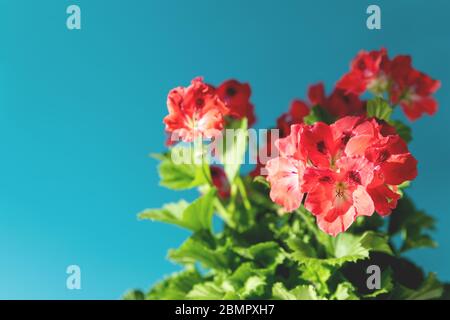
296, 206, 329, 247
236, 176, 251, 211
214, 198, 235, 228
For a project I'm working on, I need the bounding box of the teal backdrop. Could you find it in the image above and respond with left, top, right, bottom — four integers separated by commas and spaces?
0, 0, 449, 299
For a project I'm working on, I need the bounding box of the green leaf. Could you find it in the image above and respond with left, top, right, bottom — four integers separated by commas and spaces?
146, 268, 204, 300
392, 273, 443, 300
221, 118, 248, 183
304, 105, 335, 125
388, 195, 437, 252
367, 97, 393, 121
359, 231, 394, 255
299, 261, 333, 295
242, 276, 266, 298
122, 290, 145, 300
290, 231, 392, 267
156, 146, 210, 190
331, 282, 359, 300
233, 241, 285, 268
139, 200, 189, 229
216, 262, 270, 299
139, 189, 216, 232
182, 189, 216, 232
187, 282, 225, 300
253, 175, 270, 188
272, 282, 320, 300
391, 120, 412, 143
168, 234, 230, 271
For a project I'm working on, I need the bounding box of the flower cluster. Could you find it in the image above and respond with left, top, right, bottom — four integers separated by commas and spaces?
161, 48, 439, 237
140, 48, 445, 301
266, 116, 417, 236
337, 48, 441, 120
164, 77, 255, 143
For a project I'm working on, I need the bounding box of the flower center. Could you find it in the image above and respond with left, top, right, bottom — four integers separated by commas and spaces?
335, 182, 346, 198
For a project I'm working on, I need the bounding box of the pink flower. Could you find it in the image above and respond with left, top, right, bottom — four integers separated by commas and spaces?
164, 77, 229, 143
265, 116, 418, 236
303, 157, 375, 236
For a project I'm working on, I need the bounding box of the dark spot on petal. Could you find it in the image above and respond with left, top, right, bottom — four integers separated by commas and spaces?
319, 176, 333, 183
378, 149, 390, 163
196, 98, 205, 107
226, 86, 237, 97
348, 171, 362, 184
341, 131, 353, 145
316, 141, 327, 154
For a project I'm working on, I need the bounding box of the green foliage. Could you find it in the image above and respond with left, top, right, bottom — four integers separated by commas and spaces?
388, 195, 437, 253
391, 120, 412, 143
139, 189, 216, 232
133, 190, 444, 300
367, 98, 393, 121
272, 282, 320, 300
304, 105, 335, 125
153, 146, 210, 190
391, 273, 443, 300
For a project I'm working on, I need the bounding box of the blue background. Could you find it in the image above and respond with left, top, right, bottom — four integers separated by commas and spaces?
0, 0, 448, 299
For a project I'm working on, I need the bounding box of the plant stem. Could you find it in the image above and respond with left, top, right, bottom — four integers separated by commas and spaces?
214, 198, 235, 228
236, 176, 251, 211
296, 206, 328, 247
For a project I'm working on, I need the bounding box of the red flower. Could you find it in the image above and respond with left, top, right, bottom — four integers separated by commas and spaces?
389, 56, 441, 121
337, 48, 388, 95
276, 100, 310, 137
337, 49, 440, 121
308, 83, 366, 118
210, 166, 230, 199
216, 80, 256, 126
265, 116, 418, 236
164, 77, 229, 143
252, 100, 308, 177
365, 135, 418, 186
303, 157, 375, 236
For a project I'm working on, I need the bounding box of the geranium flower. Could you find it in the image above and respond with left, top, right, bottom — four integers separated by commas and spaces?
302, 157, 375, 236
265, 124, 307, 211
337, 48, 388, 95
308, 83, 366, 118
389, 56, 441, 121
265, 116, 418, 236
276, 100, 310, 137
164, 77, 229, 143
251, 100, 308, 177
216, 80, 256, 126
365, 134, 418, 185
337, 49, 440, 121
